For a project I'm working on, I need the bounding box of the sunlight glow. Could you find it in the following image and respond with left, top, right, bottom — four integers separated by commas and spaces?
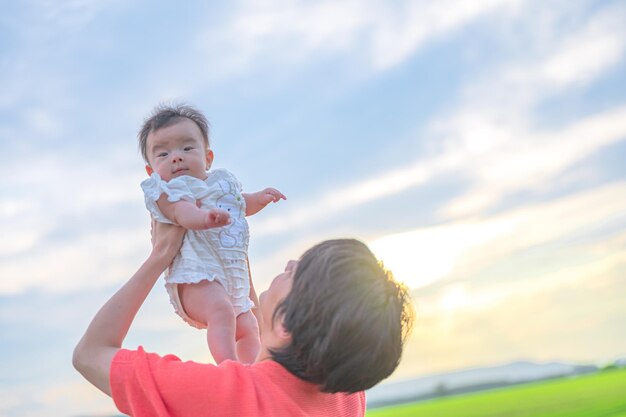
369, 180, 626, 290
369, 221, 508, 288
439, 284, 470, 312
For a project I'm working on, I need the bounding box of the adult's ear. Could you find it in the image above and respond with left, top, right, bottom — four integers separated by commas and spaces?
272, 317, 292, 344
145, 165, 154, 176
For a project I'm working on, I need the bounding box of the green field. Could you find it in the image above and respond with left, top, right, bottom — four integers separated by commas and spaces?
367, 369, 626, 417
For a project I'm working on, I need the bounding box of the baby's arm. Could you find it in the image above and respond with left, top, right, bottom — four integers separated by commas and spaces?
156, 195, 231, 229
243, 188, 286, 216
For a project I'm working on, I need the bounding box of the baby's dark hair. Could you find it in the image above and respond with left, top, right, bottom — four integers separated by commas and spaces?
138, 103, 210, 163
270, 239, 414, 393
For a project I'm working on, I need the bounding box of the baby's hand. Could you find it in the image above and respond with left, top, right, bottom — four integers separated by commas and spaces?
205, 208, 231, 228
257, 188, 287, 206
244, 188, 286, 216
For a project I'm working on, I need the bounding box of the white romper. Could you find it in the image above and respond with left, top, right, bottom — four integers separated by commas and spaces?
141, 169, 253, 329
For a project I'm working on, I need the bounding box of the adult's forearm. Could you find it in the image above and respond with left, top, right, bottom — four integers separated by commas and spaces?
73, 253, 170, 395
84, 254, 168, 347
246, 257, 262, 331
73, 221, 184, 395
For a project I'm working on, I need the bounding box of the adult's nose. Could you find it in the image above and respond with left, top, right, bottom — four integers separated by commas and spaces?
285, 260, 298, 272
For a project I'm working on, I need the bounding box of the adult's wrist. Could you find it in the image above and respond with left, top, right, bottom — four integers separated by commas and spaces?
146, 250, 174, 273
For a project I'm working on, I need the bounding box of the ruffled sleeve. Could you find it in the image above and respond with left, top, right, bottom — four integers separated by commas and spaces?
140, 173, 210, 224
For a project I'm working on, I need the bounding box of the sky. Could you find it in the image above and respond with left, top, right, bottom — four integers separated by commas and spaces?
1, 0, 625, 416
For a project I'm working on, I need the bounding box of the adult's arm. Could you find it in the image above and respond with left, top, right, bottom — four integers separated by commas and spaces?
72, 222, 185, 396
246, 256, 263, 333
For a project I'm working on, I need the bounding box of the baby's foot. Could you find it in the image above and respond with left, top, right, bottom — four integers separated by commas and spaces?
205, 208, 231, 228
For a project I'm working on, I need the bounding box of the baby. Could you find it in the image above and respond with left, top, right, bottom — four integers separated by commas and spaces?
138, 104, 285, 364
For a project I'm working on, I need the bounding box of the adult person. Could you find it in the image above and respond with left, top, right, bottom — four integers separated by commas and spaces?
73, 222, 413, 416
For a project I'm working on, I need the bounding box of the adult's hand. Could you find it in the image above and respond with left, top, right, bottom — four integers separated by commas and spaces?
151, 219, 186, 263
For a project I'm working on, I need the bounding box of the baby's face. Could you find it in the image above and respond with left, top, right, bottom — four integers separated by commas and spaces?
145, 118, 213, 182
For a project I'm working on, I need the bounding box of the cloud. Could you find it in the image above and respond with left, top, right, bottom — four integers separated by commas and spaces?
434, 3, 626, 216
244, 2, 626, 235
0, 226, 149, 294
370, 0, 521, 70
0, 0, 118, 107
0, 379, 117, 417
250, 157, 443, 236
3, 1, 625, 298
369, 180, 626, 288
22, 107, 64, 137
196, 0, 519, 77
22, 0, 115, 31
478, 0, 626, 98
41, 380, 117, 417
251, 101, 626, 238
442, 105, 626, 216
0, 153, 149, 294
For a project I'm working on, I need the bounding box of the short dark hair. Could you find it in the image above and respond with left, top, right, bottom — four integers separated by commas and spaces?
138, 103, 210, 163
271, 239, 414, 393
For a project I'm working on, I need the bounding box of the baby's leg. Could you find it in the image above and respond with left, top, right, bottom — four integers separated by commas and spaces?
235, 311, 260, 364
179, 280, 237, 364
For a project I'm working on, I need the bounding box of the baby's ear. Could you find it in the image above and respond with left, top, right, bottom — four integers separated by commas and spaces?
205, 149, 214, 170
145, 165, 154, 176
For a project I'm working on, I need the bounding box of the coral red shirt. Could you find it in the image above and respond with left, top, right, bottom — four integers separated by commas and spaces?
111, 347, 366, 417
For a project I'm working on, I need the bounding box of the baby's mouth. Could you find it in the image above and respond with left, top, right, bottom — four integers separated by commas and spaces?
172, 168, 189, 176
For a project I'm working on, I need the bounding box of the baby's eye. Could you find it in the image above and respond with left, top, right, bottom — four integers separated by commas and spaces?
184, 146, 194, 151
157, 152, 168, 158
